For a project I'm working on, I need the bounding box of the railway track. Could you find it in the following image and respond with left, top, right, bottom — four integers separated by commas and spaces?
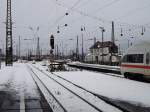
31, 64, 131, 112
27, 65, 67, 112
28, 64, 105, 112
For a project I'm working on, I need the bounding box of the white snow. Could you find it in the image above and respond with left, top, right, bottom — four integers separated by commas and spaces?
29, 64, 100, 112
41, 70, 122, 112
53, 71, 150, 107
0, 63, 40, 98
1, 62, 150, 112
34, 62, 150, 107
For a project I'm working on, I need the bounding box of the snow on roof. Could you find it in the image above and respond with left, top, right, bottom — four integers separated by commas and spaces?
90, 41, 117, 49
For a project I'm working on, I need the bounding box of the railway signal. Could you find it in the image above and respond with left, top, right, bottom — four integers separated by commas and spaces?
50, 35, 54, 49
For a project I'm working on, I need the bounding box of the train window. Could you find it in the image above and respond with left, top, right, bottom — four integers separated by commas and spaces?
122, 54, 144, 63
146, 53, 150, 64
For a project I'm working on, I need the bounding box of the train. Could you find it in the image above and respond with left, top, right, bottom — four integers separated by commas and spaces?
121, 41, 150, 80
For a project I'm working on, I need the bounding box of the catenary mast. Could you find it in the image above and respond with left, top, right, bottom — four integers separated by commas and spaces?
6, 0, 13, 66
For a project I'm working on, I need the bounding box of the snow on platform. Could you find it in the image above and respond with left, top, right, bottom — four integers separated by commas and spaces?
0, 63, 39, 97
54, 71, 150, 107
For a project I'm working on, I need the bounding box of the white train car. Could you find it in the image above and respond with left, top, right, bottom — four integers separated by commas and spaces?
121, 41, 150, 80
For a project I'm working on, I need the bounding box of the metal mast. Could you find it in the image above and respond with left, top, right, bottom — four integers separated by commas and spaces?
36, 37, 40, 60
6, 0, 13, 66
111, 21, 115, 44
81, 34, 84, 62
18, 36, 21, 59
76, 35, 79, 60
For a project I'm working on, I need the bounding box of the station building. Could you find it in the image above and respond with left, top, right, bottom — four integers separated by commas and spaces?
85, 41, 120, 65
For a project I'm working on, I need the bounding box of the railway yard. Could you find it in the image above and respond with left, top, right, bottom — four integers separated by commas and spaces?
1, 0, 150, 111
0, 62, 150, 112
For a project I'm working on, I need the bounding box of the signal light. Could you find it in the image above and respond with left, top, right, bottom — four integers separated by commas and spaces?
65, 13, 69, 16
121, 28, 123, 36
50, 35, 54, 49
65, 24, 68, 27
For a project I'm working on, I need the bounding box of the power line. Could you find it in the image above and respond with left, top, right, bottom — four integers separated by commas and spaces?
48, 0, 82, 31
64, 0, 121, 26
115, 3, 150, 20
90, 0, 121, 15
50, 0, 149, 30
69, 0, 82, 11
75, 0, 92, 8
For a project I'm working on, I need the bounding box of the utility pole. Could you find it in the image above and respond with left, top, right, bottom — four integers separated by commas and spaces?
18, 36, 21, 59
16, 45, 18, 59
56, 45, 58, 59
6, 0, 13, 66
94, 37, 96, 44
111, 21, 115, 44
50, 35, 54, 72
62, 41, 64, 58
110, 21, 115, 65
76, 35, 79, 61
99, 27, 105, 64
36, 37, 40, 60
81, 33, 84, 62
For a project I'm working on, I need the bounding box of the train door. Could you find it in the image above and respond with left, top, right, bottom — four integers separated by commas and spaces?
145, 52, 150, 75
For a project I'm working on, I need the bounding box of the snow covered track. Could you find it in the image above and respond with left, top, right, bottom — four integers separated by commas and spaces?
30, 64, 125, 112
27, 65, 67, 112
28, 64, 105, 112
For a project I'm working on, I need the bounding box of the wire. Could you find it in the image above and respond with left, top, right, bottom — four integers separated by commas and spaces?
90, 0, 121, 15
76, 0, 92, 8
115, 3, 150, 20
63, 0, 121, 28
51, 0, 149, 29
48, 0, 82, 31
69, 0, 82, 11
31, 0, 150, 36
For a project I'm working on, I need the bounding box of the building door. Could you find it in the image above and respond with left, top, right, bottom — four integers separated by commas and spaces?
95, 56, 98, 64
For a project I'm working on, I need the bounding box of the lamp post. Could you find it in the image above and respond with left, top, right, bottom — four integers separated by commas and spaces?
99, 27, 105, 64
29, 26, 40, 60
81, 26, 86, 62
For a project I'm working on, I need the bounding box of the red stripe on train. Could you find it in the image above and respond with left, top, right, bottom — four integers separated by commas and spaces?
121, 64, 150, 69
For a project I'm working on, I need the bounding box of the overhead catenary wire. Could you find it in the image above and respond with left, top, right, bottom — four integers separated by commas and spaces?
115, 3, 150, 20
75, 0, 92, 9
64, 0, 121, 27
48, 0, 82, 31
49, 0, 150, 32
90, 0, 121, 15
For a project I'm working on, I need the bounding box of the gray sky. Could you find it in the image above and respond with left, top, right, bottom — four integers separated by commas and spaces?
0, 0, 150, 55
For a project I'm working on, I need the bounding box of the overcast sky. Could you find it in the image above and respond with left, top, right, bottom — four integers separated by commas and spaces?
0, 0, 150, 55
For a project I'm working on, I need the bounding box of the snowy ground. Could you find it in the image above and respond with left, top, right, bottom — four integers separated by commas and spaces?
30, 64, 122, 112
1, 62, 150, 112
35, 62, 150, 108
0, 63, 52, 111
54, 71, 150, 107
